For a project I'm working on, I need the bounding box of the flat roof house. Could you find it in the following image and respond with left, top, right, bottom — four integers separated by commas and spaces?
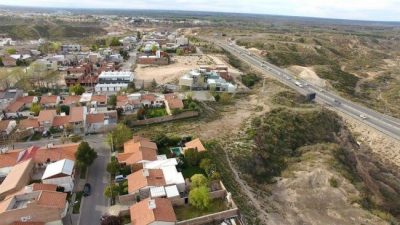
41, 159, 75, 192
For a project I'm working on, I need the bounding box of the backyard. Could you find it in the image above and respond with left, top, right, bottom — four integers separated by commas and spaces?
174, 198, 229, 221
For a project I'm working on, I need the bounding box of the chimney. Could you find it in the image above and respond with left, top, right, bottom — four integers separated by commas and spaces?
143, 169, 149, 177
148, 199, 156, 210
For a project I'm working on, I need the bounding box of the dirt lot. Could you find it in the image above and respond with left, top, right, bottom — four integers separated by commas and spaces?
134, 55, 213, 84
134, 54, 243, 85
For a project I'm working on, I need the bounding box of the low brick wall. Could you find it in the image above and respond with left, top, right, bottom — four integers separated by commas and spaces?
176, 208, 240, 225
131, 111, 199, 126
118, 193, 137, 205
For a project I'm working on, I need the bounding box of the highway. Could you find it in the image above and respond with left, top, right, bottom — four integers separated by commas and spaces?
212, 39, 400, 141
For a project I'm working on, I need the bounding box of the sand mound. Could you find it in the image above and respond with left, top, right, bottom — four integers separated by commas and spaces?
289, 66, 327, 87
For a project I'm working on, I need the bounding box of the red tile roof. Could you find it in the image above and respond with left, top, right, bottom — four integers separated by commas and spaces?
91, 95, 107, 103
37, 110, 57, 123
32, 183, 57, 192
16, 96, 35, 104
130, 198, 176, 225
18, 118, 40, 129
0, 149, 22, 169
40, 96, 58, 104
5, 101, 25, 113
37, 191, 67, 208
69, 107, 84, 123
63, 95, 81, 105
52, 116, 70, 127
86, 113, 104, 124
127, 169, 166, 193
166, 98, 184, 110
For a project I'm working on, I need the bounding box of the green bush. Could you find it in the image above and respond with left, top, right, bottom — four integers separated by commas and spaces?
241, 73, 260, 88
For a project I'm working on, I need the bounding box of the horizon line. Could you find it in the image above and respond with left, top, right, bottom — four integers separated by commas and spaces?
1, 4, 400, 24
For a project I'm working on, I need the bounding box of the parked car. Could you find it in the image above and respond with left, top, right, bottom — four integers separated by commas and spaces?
115, 175, 126, 182
83, 183, 91, 197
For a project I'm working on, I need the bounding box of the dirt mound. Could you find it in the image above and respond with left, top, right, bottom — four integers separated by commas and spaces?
288, 65, 327, 87
265, 144, 389, 225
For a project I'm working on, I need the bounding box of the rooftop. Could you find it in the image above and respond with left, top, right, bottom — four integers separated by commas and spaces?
130, 198, 176, 225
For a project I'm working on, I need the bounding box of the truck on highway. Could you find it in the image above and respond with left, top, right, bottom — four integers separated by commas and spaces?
294, 81, 303, 87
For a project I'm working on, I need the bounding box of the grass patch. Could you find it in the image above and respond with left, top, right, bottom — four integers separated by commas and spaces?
182, 165, 205, 179
30, 132, 42, 141
174, 199, 229, 221
145, 107, 168, 118
272, 90, 313, 108
72, 191, 83, 214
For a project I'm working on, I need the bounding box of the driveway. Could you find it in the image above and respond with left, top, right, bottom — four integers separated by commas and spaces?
78, 134, 111, 225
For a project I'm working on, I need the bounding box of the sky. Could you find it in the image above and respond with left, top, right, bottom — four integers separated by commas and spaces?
2, 0, 400, 21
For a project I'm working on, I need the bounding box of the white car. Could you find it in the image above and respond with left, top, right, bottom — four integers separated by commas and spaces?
359, 114, 368, 119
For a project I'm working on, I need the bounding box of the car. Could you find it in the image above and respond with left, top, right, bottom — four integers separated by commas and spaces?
334, 99, 341, 105
359, 114, 368, 119
83, 183, 91, 197
115, 175, 126, 182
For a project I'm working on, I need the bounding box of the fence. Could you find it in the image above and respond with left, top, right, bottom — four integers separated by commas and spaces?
176, 208, 240, 225
130, 111, 199, 126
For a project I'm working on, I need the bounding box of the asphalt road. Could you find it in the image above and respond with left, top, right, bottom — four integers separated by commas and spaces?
78, 134, 110, 225
212, 39, 400, 141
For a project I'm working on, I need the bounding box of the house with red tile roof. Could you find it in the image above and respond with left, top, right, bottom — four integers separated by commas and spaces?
37, 110, 57, 131
69, 107, 86, 133
18, 118, 40, 131
117, 137, 158, 171
0, 189, 68, 225
130, 198, 176, 225
127, 169, 166, 196
15, 96, 38, 108
164, 94, 184, 115
183, 138, 206, 154
62, 95, 81, 106
39, 95, 60, 108
90, 95, 107, 107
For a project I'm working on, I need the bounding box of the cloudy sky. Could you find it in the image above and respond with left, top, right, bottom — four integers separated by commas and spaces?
1, 0, 400, 21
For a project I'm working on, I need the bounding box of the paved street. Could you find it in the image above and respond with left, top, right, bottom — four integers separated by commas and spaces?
78, 134, 111, 225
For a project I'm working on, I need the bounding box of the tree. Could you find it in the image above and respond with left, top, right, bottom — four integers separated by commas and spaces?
104, 183, 119, 199
199, 158, 216, 177
191, 174, 208, 188
0, 57, 3, 67
91, 44, 99, 51
189, 186, 210, 210
109, 37, 121, 47
136, 31, 141, 41
185, 148, 201, 166
101, 215, 122, 225
69, 84, 85, 95
151, 44, 158, 53
108, 95, 117, 108
60, 105, 70, 115
107, 159, 120, 176
30, 103, 41, 116
75, 141, 97, 168
106, 123, 133, 151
